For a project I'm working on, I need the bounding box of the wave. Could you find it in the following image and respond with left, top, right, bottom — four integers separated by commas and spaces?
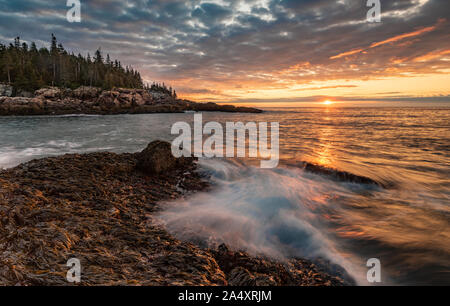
156, 158, 371, 284
0, 140, 114, 169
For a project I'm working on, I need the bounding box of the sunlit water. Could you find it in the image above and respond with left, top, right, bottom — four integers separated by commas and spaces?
0, 106, 449, 285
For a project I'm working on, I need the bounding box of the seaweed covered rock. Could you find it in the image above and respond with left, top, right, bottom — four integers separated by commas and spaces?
0, 151, 211, 285
0, 151, 348, 286
210, 243, 352, 286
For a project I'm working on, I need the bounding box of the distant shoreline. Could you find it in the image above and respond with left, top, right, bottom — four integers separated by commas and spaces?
0, 85, 262, 116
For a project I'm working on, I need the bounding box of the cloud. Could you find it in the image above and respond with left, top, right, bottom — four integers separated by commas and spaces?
0, 0, 449, 102
330, 49, 365, 60
291, 85, 358, 91
413, 49, 450, 62
330, 18, 446, 59
227, 95, 450, 104
369, 20, 442, 48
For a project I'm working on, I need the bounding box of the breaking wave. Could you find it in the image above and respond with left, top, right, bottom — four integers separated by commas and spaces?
157, 158, 375, 284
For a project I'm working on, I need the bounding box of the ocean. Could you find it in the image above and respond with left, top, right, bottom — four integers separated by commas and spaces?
0, 106, 449, 285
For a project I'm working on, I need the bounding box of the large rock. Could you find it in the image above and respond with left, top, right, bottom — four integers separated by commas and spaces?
72, 86, 101, 99
34, 87, 61, 99
140, 91, 154, 105
136, 141, 178, 175
136, 140, 195, 175
118, 93, 134, 106
0, 97, 44, 115
97, 91, 120, 109
0, 83, 13, 97
133, 93, 145, 106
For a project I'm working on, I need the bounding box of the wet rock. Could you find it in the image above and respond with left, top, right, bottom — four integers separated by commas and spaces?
211, 243, 351, 286
295, 161, 388, 188
136, 141, 178, 175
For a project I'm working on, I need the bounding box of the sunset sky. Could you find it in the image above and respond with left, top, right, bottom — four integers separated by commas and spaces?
0, 0, 449, 104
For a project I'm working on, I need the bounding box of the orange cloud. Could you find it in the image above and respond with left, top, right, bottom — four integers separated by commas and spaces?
292, 85, 357, 91
279, 62, 311, 74
329, 48, 365, 60
330, 19, 446, 60
370, 25, 436, 48
413, 49, 450, 62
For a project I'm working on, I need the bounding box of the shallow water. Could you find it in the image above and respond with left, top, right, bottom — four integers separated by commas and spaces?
0, 106, 449, 285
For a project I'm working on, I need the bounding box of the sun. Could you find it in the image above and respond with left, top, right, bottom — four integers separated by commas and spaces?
323, 100, 333, 105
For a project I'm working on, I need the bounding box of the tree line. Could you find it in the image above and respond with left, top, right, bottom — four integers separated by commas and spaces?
0, 34, 175, 95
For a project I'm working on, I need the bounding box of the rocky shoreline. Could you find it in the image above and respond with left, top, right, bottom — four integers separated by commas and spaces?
0, 141, 351, 286
0, 85, 262, 116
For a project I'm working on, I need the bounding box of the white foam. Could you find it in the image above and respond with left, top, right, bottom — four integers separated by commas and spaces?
157, 158, 368, 284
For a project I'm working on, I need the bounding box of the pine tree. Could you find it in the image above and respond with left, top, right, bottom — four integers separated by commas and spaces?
0, 34, 146, 91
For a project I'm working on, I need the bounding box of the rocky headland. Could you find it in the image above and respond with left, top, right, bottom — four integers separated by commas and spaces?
0, 84, 262, 116
0, 141, 351, 286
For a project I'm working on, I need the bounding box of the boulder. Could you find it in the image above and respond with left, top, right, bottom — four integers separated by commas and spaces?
136, 141, 177, 175
97, 92, 119, 109
31, 97, 44, 108
133, 93, 145, 106
140, 91, 154, 105
34, 87, 61, 99
72, 86, 102, 99
136, 140, 195, 175
119, 93, 133, 103
0, 97, 43, 115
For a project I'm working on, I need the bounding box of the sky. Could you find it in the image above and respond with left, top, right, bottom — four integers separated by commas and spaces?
0, 0, 449, 104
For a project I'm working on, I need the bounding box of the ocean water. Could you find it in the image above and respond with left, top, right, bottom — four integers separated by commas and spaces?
0, 106, 449, 285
